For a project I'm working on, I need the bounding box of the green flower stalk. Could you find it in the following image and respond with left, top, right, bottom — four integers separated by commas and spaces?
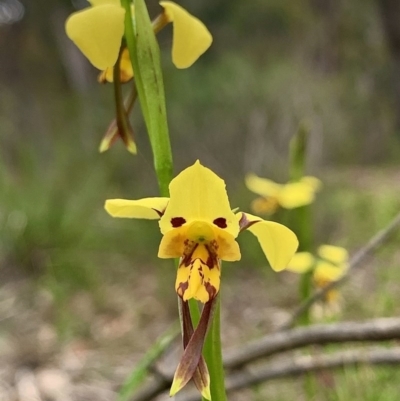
289, 122, 314, 323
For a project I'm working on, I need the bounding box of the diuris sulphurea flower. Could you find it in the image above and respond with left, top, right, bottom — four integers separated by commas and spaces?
246, 173, 321, 215
105, 161, 298, 397
287, 245, 349, 317
65, 0, 212, 82
65, 1, 212, 154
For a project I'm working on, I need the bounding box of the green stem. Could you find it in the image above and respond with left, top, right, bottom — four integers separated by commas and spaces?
120, 0, 173, 196
289, 124, 313, 324
203, 294, 227, 401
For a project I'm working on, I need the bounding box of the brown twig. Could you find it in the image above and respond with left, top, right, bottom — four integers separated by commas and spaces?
129, 317, 400, 401
224, 317, 400, 369
278, 211, 400, 331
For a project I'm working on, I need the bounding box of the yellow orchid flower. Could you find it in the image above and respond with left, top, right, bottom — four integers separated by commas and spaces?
106, 161, 298, 303
287, 245, 349, 306
105, 161, 298, 397
245, 173, 321, 215
65, 0, 212, 82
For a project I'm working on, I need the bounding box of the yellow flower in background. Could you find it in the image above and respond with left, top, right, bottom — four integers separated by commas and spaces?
245, 173, 321, 215
287, 245, 349, 308
65, 0, 212, 82
106, 161, 299, 303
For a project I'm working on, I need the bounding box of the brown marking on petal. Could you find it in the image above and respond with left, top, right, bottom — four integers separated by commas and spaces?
152, 208, 164, 217
182, 243, 198, 267
213, 217, 227, 228
177, 281, 189, 299
206, 255, 216, 269
197, 265, 205, 279
149, 201, 168, 218
171, 217, 186, 227
205, 243, 219, 269
238, 212, 259, 231
204, 282, 217, 300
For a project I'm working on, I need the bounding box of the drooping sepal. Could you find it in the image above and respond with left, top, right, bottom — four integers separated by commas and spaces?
171, 299, 215, 398
99, 84, 138, 153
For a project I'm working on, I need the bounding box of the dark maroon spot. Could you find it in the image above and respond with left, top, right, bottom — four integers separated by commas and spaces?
213, 217, 227, 228
171, 217, 186, 227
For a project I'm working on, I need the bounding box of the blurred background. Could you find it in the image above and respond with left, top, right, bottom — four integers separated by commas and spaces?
0, 0, 399, 400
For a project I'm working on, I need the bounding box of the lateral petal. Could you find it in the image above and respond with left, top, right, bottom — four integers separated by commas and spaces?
160, 1, 212, 68
286, 252, 315, 274
158, 227, 186, 258
301, 176, 322, 191
65, 5, 125, 70
105, 197, 169, 219
314, 261, 346, 283
278, 181, 318, 209
245, 173, 281, 198
317, 245, 348, 266
240, 212, 298, 271
213, 227, 241, 261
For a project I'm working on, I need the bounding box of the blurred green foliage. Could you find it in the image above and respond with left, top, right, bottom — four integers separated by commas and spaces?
0, 0, 399, 397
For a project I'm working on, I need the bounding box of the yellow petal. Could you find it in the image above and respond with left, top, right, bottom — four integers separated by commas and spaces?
105, 198, 169, 219
314, 261, 346, 283
98, 48, 134, 83
250, 197, 280, 215
159, 161, 239, 238
277, 181, 318, 209
159, 1, 212, 68
301, 176, 322, 191
317, 245, 348, 266
213, 227, 241, 261
286, 252, 315, 274
245, 174, 281, 198
65, 5, 125, 70
158, 227, 186, 258
175, 245, 220, 302
240, 212, 299, 271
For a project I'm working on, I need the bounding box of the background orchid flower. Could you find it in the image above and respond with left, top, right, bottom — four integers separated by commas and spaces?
286, 245, 349, 309
105, 160, 298, 397
65, 0, 212, 82
245, 173, 322, 215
